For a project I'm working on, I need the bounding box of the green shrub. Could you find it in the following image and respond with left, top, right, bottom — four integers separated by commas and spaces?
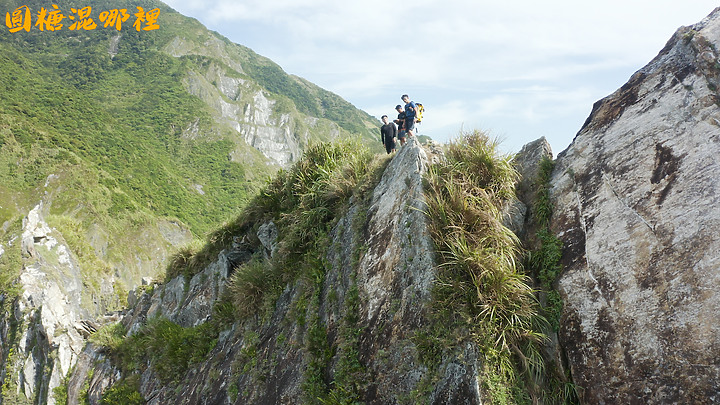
110, 317, 218, 383
522, 156, 579, 403
227, 255, 284, 319
52, 381, 69, 405
0, 217, 23, 303
100, 375, 144, 405
164, 239, 207, 281
526, 157, 564, 331
89, 322, 126, 352
423, 129, 547, 402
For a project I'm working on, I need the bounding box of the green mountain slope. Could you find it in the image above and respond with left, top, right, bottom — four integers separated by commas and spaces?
0, 0, 382, 302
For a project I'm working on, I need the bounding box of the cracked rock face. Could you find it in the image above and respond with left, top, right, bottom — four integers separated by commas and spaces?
551, 8, 720, 404
11, 203, 89, 405
182, 65, 303, 168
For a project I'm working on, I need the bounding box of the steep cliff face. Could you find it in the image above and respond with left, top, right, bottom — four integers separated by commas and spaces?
1, 203, 88, 404
71, 139, 487, 404
0, 202, 190, 405
159, 14, 381, 168
166, 38, 345, 168
551, 8, 720, 404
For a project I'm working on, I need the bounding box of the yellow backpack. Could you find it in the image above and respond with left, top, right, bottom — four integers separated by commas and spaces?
416, 103, 424, 122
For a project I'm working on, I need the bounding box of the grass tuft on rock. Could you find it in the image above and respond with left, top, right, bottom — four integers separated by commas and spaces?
423, 129, 548, 403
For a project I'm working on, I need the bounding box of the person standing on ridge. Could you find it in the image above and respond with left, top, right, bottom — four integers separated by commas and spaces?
380, 115, 397, 154
401, 94, 418, 138
394, 104, 407, 147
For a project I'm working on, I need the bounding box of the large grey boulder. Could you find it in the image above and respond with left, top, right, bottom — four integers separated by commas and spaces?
551, 8, 720, 404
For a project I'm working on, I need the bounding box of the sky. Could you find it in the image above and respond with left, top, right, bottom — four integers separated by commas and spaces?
162, 0, 719, 155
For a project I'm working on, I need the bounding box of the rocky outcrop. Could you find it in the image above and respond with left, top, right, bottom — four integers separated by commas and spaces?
169, 36, 356, 168
332, 137, 473, 403
181, 67, 305, 167
2, 203, 91, 405
514, 137, 553, 209
510, 136, 554, 238
73, 138, 484, 404
0, 201, 193, 405
551, 8, 720, 404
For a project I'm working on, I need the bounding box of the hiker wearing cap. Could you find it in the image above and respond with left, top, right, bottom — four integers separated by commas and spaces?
394, 104, 407, 146
380, 115, 397, 154
401, 94, 417, 138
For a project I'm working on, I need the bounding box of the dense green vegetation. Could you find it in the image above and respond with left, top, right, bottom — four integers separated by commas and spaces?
422, 130, 547, 403
109, 316, 226, 383
0, 27, 254, 235
0, 22, 257, 314
527, 157, 564, 331
420, 132, 578, 403
99, 375, 144, 405
0, 0, 381, 303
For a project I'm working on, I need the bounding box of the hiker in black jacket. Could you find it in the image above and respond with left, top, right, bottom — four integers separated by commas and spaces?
394, 105, 407, 146
380, 115, 397, 154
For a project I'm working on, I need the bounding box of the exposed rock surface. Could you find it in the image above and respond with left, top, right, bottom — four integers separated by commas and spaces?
334, 137, 475, 403
182, 68, 304, 167
66, 343, 120, 405
514, 137, 553, 209
0, 202, 193, 405
3, 203, 90, 405
73, 138, 483, 404
508, 136, 553, 238
168, 36, 357, 169
551, 8, 720, 404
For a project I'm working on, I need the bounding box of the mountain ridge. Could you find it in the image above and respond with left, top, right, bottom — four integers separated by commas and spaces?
5, 2, 720, 405
0, 1, 386, 402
